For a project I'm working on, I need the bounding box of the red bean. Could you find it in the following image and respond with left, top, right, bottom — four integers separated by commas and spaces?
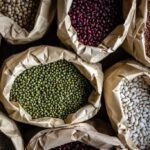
69, 0, 123, 46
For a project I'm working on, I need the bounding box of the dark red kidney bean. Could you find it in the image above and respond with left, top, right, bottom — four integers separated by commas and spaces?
69, 0, 124, 47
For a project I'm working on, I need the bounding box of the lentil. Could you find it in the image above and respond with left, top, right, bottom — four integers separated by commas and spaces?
0, 0, 40, 31
120, 76, 150, 150
10, 60, 92, 119
69, 0, 123, 46
145, 0, 150, 58
51, 141, 98, 150
0, 132, 15, 150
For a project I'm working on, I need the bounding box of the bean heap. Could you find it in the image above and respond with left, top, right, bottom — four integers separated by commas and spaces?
145, 0, 150, 58
0, 132, 15, 150
0, 0, 40, 31
51, 141, 98, 150
10, 60, 92, 119
120, 76, 150, 150
69, 0, 123, 46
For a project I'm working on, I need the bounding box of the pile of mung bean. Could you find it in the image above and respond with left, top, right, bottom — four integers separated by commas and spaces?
0, 132, 15, 150
10, 60, 92, 119
51, 141, 98, 150
0, 0, 40, 31
120, 76, 150, 150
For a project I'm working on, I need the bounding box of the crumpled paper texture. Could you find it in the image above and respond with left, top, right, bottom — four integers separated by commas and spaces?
0, 111, 24, 150
123, 0, 150, 67
104, 60, 150, 149
57, 0, 136, 63
26, 123, 126, 150
0, 0, 55, 44
0, 45, 103, 128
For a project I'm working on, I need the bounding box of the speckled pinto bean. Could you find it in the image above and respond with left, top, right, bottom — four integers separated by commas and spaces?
69, 0, 123, 46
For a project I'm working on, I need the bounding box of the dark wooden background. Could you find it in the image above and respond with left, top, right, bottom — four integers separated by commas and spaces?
0, 15, 133, 146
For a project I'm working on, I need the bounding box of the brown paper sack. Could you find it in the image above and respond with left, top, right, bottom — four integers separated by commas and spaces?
104, 60, 150, 149
0, 0, 56, 44
57, 0, 136, 63
0, 45, 103, 128
0, 111, 24, 150
26, 123, 126, 150
123, 0, 150, 67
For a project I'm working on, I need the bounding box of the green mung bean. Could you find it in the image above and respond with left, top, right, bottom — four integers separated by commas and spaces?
10, 60, 92, 119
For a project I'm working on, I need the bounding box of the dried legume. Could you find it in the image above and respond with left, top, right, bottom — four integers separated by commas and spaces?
145, 0, 150, 58
0, 0, 40, 31
69, 0, 123, 46
0, 132, 15, 150
120, 76, 150, 150
51, 141, 98, 150
10, 60, 92, 119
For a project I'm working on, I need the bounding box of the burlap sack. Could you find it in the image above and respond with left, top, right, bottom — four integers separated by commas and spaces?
0, 111, 24, 150
104, 60, 150, 149
57, 0, 136, 63
26, 123, 126, 150
0, 45, 103, 128
123, 0, 150, 67
0, 0, 55, 44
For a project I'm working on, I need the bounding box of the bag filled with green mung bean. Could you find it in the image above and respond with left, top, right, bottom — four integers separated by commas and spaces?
0, 0, 56, 44
0, 111, 24, 150
26, 123, 126, 150
0, 45, 103, 128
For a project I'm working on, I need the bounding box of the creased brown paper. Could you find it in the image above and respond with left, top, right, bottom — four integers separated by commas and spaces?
123, 0, 150, 67
0, 111, 24, 150
0, 0, 56, 44
0, 45, 103, 128
26, 123, 126, 150
104, 60, 150, 149
57, 0, 136, 63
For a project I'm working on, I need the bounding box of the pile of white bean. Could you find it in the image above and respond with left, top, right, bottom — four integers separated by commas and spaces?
120, 76, 150, 150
